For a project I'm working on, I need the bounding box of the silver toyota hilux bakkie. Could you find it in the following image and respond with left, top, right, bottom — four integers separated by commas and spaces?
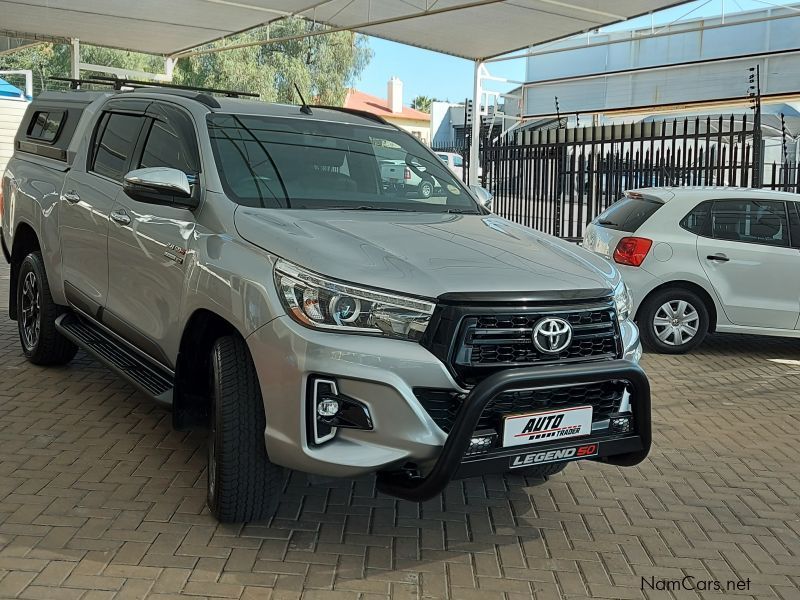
1, 86, 650, 522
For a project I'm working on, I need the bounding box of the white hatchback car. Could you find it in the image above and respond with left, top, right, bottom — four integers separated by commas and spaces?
583, 187, 800, 353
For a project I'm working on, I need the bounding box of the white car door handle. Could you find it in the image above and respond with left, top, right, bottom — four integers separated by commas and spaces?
110, 209, 131, 226
706, 254, 729, 262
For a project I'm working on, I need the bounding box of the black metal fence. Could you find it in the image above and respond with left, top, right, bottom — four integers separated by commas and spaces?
439, 115, 800, 239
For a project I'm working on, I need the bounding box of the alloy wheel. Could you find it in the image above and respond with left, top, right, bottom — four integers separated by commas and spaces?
20, 271, 41, 350
653, 300, 699, 346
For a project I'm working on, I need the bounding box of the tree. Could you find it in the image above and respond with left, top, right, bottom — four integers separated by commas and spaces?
0, 44, 165, 95
411, 95, 437, 113
177, 19, 371, 105
0, 18, 371, 105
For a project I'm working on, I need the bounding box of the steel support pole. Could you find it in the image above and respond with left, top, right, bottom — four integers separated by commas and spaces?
469, 59, 483, 186
70, 38, 80, 79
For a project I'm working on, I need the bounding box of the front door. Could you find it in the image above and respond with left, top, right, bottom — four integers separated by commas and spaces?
59, 109, 147, 316
696, 198, 800, 329
104, 102, 201, 367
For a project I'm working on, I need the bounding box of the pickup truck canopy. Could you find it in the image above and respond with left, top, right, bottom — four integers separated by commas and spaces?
0, 1, 685, 61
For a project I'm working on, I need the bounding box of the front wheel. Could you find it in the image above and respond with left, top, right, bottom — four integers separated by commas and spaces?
418, 179, 434, 199
637, 288, 709, 354
207, 335, 284, 522
16, 252, 77, 365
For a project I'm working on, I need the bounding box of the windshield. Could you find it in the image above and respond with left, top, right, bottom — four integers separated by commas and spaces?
207, 113, 480, 213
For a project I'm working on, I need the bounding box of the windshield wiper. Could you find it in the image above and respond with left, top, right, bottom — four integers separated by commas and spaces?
327, 205, 416, 212
445, 208, 479, 214
597, 219, 617, 225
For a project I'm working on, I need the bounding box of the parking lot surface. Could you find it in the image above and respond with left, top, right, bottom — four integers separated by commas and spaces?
0, 260, 799, 600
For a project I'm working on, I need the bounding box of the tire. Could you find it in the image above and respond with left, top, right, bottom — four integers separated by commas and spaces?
637, 287, 709, 354
207, 335, 284, 523
16, 251, 78, 366
518, 462, 568, 480
419, 179, 434, 199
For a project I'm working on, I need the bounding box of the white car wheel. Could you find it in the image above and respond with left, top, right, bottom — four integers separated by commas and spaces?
638, 288, 709, 354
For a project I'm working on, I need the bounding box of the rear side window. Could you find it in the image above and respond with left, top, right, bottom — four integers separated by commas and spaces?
711, 200, 789, 247
26, 110, 65, 143
680, 201, 711, 235
91, 113, 143, 181
790, 202, 800, 247
594, 196, 662, 232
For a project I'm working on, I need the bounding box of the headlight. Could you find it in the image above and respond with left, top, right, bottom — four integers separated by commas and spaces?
614, 281, 633, 321
274, 259, 435, 341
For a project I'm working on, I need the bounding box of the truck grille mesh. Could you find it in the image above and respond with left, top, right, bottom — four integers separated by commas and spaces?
423, 301, 621, 385
465, 308, 617, 365
414, 381, 626, 434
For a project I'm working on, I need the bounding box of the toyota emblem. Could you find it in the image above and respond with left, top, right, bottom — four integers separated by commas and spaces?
532, 317, 573, 354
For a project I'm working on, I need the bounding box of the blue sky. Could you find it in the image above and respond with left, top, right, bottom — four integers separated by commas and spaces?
353, 0, 798, 104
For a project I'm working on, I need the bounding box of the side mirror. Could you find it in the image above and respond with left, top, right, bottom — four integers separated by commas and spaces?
123, 167, 198, 209
470, 185, 493, 210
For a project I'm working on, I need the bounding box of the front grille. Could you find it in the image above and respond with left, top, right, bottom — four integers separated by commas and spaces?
415, 380, 626, 434
426, 300, 621, 386
464, 308, 617, 364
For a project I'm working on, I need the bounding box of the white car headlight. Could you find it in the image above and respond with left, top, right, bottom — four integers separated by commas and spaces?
614, 281, 633, 321
274, 259, 435, 341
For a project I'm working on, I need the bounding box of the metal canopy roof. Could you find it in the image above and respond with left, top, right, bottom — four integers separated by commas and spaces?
0, 0, 686, 61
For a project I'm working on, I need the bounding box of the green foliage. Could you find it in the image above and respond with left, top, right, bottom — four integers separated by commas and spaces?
0, 18, 371, 103
178, 19, 370, 105
411, 95, 438, 113
0, 44, 164, 94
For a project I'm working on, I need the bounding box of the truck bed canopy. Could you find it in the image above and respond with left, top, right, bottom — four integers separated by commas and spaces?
0, 0, 684, 61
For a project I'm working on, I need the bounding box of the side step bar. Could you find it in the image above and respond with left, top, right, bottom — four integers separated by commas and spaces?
55, 313, 174, 407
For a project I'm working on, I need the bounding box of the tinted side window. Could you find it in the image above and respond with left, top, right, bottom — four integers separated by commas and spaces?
139, 107, 200, 175
712, 200, 789, 247
790, 202, 800, 248
594, 197, 662, 232
680, 201, 711, 235
27, 110, 65, 142
92, 113, 143, 181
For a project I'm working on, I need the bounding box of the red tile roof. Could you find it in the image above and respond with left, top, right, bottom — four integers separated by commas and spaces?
344, 89, 431, 122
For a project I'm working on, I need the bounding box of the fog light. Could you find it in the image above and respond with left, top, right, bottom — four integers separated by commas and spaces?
465, 430, 498, 456
610, 415, 633, 434
308, 377, 374, 446
317, 397, 340, 418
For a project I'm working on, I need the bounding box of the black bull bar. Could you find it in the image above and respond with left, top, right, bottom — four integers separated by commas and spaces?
376, 360, 651, 502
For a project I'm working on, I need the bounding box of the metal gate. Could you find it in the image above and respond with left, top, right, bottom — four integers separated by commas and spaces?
480, 115, 800, 240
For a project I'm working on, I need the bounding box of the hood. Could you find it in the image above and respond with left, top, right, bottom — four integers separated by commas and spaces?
234, 208, 620, 300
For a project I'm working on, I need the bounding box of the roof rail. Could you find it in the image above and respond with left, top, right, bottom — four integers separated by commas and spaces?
48, 76, 257, 100
87, 76, 258, 98
49, 76, 118, 90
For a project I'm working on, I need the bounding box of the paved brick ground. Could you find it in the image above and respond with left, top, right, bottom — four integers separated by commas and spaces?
1, 260, 799, 600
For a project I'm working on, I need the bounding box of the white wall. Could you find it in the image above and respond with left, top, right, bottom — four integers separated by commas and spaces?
0, 100, 28, 175
523, 6, 800, 117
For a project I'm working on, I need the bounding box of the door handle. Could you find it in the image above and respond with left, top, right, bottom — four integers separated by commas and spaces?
706, 254, 730, 262
110, 209, 131, 226
62, 190, 81, 203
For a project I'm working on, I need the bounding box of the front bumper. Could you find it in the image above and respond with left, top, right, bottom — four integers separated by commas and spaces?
247, 315, 646, 492
377, 360, 649, 501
